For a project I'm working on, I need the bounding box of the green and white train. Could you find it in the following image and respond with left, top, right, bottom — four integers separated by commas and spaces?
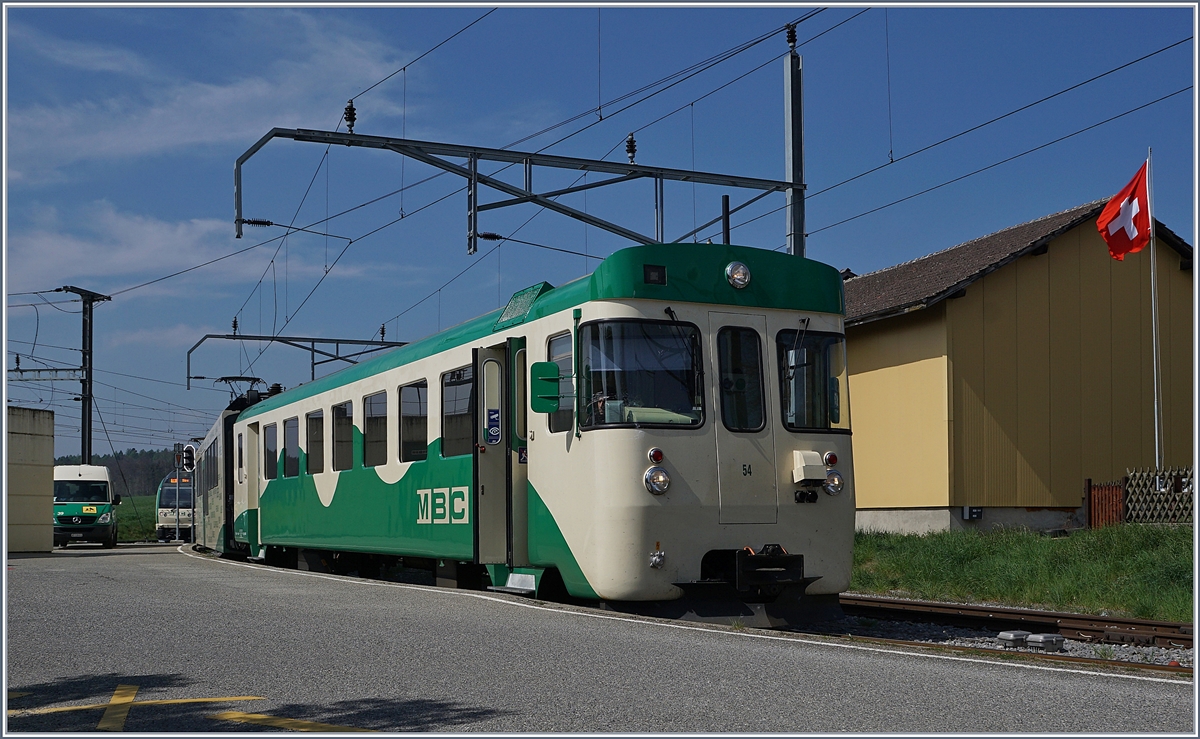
193, 243, 854, 623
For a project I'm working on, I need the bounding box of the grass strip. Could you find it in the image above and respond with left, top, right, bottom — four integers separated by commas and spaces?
851, 525, 1193, 623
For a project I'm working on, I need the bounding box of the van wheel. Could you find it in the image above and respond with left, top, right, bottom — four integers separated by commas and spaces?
103, 526, 117, 549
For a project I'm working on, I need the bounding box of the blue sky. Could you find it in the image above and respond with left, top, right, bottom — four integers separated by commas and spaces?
4, 4, 1195, 455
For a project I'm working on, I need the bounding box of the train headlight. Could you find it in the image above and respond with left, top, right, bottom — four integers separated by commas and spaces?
823, 470, 844, 496
644, 466, 671, 495
725, 261, 751, 289
97, 512, 112, 524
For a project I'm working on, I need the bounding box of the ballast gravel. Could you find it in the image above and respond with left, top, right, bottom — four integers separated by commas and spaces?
801, 613, 1193, 668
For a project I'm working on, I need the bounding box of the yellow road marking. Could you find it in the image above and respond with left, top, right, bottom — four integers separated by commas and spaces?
7, 696, 265, 717
209, 710, 377, 732
96, 684, 138, 731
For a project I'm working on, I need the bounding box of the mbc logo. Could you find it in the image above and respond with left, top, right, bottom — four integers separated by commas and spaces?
416, 487, 470, 525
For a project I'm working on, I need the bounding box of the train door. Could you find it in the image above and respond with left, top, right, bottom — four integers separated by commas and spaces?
473, 344, 511, 564
508, 338, 530, 566
707, 312, 778, 524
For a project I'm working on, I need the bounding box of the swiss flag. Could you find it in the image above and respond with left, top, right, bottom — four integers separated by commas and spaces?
1096, 162, 1151, 261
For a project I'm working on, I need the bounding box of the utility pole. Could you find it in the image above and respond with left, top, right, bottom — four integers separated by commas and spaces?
784, 24, 805, 258
58, 286, 111, 464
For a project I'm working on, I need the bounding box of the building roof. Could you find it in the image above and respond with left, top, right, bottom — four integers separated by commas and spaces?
844, 201, 1194, 326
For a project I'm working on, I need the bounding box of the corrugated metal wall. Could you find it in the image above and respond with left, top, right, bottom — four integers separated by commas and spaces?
947, 224, 1193, 507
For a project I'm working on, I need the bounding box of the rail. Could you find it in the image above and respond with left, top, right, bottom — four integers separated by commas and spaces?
838, 594, 1193, 649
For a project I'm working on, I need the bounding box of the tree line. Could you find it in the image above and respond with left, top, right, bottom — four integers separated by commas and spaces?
54, 448, 179, 498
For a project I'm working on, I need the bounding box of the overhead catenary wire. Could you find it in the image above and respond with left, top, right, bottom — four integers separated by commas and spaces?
85, 9, 833, 310
804, 86, 1192, 237
700, 44, 1193, 245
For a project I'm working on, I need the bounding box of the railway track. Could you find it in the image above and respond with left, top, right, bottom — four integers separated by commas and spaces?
838, 594, 1193, 650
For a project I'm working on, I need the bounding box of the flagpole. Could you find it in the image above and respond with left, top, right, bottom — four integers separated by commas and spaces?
1146, 148, 1163, 472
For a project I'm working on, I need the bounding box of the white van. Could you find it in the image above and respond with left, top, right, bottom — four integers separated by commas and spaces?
53, 465, 121, 548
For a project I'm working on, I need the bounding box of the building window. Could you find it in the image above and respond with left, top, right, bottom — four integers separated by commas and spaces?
441, 366, 474, 457
333, 401, 353, 471
363, 391, 387, 467
717, 326, 765, 432
283, 417, 300, 477
263, 423, 278, 480
400, 381, 428, 462
306, 410, 324, 474
547, 333, 573, 433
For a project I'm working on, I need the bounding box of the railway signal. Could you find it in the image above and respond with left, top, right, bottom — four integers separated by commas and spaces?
182, 444, 196, 473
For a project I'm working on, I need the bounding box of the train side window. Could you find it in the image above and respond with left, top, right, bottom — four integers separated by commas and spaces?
237, 433, 244, 483
716, 327, 766, 432
263, 423, 278, 480
332, 401, 353, 471
283, 417, 300, 477
547, 333, 573, 433
363, 391, 387, 467
441, 366, 474, 457
306, 410, 324, 474
400, 380, 428, 462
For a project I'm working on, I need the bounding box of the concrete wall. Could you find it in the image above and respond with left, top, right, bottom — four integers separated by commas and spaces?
7, 406, 55, 552
855, 505, 1087, 535
947, 223, 1193, 510
845, 305, 951, 509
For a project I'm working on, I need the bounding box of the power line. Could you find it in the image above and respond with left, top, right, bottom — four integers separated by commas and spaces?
701, 48, 1194, 244
804, 86, 1191, 237
808, 34, 1192, 201
352, 8, 498, 100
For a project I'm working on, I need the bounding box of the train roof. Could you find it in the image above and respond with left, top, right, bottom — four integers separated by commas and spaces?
238, 243, 842, 421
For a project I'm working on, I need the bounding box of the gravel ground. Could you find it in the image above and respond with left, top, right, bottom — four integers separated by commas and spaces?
801, 613, 1194, 668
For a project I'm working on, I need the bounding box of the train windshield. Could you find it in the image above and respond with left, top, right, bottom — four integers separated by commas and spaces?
580, 320, 703, 428
159, 485, 194, 508
775, 328, 851, 432
53, 481, 110, 503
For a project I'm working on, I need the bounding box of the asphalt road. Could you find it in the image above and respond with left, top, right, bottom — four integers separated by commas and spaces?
6, 545, 1194, 732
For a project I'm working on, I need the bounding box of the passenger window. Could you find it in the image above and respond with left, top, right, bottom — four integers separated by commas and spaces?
283, 417, 300, 477
717, 327, 765, 432
363, 391, 387, 467
547, 333, 573, 433
400, 381, 428, 462
441, 366, 474, 457
306, 410, 324, 474
237, 433, 244, 483
514, 349, 527, 440
263, 423, 278, 480
332, 401, 353, 471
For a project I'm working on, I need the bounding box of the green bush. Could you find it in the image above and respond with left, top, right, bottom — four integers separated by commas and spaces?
851, 525, 1193, 622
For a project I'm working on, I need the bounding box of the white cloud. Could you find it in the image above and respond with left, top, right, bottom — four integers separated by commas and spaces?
7, 22, 160, 78
7, 12, 413, 184
6, 200, 398, 300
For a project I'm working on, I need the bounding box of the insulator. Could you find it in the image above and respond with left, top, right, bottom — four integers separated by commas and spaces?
786, 24, 796, 49
242, 218, 273, 228
379, 323, 386, 340
626, 133, 637, 164
232, 317, 239, 335
477, 231, 504, 241
14, 355, 19, 370
344, 99, 357, 133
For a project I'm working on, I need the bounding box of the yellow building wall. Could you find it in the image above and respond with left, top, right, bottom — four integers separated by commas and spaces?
846, 307, 951, 509
947, 222, 1193, 508
7, 406, 55, 553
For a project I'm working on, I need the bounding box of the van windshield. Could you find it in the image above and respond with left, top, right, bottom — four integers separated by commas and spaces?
54, 481, 110, 503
